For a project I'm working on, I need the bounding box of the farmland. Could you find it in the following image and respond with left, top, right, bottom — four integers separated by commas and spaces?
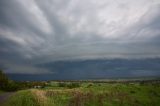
2, 80, 160, 106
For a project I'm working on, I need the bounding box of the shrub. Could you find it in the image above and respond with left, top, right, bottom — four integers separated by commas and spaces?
130, 90, 136, 94
58, 82, 80, 88
58, 82, 67, 87
67, 82, 80, 89
0, 70, 19, 91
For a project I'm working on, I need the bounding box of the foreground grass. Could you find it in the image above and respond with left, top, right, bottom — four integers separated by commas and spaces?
4, 90, 39, 106
4, 82, 160, 106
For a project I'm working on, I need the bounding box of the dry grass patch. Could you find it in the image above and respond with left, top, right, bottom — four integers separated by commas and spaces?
31, 89, 47, 106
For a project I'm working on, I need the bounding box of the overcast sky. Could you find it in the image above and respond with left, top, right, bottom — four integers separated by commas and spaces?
0, 0, 160, 74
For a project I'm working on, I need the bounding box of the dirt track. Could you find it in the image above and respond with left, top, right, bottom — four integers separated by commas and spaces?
0, 92, 15, 104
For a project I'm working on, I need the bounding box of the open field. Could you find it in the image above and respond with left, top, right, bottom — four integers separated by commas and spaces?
2, 81, 160, 106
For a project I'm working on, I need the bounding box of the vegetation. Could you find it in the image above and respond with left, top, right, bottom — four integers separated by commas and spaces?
1, 70, 160, 106
0, 70, 47, 91
4, 90, 39, 106
2, 81, 160, 106
58, 82, 80, 88
0, 70, 18, 91
0, 90, 4, 94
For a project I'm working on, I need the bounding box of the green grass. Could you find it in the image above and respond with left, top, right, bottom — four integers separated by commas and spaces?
4, 90, 39, 106
4, 82, 160, 106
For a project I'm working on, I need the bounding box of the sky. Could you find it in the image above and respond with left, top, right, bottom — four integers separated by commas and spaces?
0, 0, 160, 75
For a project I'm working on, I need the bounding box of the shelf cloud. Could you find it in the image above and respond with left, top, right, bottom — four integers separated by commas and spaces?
0, 0, 160, 74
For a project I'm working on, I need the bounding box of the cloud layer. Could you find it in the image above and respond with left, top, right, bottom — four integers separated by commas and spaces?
0, 0, 160, 74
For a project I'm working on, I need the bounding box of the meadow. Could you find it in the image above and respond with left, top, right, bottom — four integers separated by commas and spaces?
3, 81, 160, 106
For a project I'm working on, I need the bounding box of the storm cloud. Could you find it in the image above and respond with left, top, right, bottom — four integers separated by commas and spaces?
0, 0, 160, 74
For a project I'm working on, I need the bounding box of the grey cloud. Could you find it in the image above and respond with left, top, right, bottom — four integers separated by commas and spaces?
3, 63, 53, 74
0, 0, 160, 74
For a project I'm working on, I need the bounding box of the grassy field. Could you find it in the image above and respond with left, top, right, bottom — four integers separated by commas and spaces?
3, 81, 160, 106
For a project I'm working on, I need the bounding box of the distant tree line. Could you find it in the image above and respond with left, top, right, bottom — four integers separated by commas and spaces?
0, 70, 47, 91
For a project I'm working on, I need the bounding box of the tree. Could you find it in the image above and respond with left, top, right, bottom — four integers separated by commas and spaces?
0, 70, 19, 91
0, 70, 9, 90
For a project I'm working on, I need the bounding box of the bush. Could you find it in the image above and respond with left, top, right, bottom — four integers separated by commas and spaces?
58, 82, 81, 88
4, 81, 20, 91
0, 70, 22, 91
67, 82, 80, 89
58, 82, 67, 87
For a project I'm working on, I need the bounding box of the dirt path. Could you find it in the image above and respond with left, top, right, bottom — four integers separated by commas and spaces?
0, 92, 15, 104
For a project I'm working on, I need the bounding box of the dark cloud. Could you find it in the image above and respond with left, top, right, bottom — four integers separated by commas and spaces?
0, 0, 160, 76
